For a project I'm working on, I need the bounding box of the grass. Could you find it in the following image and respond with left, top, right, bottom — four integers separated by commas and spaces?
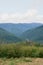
0, 58, 43, 65
0, 42, 43, 65
0, 43, 43, 58
0, 58, 32, 65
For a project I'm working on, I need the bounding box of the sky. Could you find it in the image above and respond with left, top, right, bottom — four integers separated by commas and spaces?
0, 0, 43, 23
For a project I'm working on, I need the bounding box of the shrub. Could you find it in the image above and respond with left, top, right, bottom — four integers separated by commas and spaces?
0, 43, 43, 58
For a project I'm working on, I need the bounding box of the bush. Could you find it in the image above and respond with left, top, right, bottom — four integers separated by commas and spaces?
0, 43, 43, 58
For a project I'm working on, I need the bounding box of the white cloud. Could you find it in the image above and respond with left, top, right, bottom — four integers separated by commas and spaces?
0, 9, 43, 23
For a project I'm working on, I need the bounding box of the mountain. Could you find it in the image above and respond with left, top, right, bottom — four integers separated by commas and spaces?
0, 23, 42, 36
20, 25, 43, 42
0, 28, 21, 43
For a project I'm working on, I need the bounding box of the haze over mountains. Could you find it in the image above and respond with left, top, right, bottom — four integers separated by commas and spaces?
0, 23, 42, 36
0, 23, 43, 43
0, 28, 21, 43
21, 25, 43, 42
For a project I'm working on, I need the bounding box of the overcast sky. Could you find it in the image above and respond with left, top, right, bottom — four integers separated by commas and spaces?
0, 0, 43, 23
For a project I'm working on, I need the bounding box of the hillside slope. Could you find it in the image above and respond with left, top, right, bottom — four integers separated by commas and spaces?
21, 25, 43, 42
0, 28, 21, 43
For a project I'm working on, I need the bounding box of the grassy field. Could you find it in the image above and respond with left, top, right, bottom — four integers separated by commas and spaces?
0, 43, 43, 58
0, 42, 43, 65
0, 58, 43, 65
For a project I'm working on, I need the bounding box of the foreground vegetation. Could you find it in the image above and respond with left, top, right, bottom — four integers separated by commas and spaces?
0, 58, 43, 65
0, 42, 43, 58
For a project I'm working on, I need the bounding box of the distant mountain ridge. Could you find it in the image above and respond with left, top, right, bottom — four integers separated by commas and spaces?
0, 23, 42, 36
0, 23, 43, 43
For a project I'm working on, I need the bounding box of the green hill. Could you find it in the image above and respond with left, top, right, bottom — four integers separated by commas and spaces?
21, 25, 43, 42
0, 28, 21, 43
